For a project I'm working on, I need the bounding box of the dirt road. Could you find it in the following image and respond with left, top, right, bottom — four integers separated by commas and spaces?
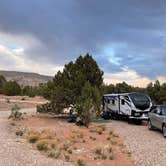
106, 120, 166, 166
0, 108, 70, 166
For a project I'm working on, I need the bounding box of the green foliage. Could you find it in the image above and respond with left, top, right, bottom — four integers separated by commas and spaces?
22, 86, 36, 97
0, 75, 7, 94
102, 80, 166, 104
37, 103, 56, 114
22, 83, 48, 97
8, 104, 23, 120
38, 54, 103, 122
76, 82, 101, 126
3, 81, 21, 96
77, 159, 85, 166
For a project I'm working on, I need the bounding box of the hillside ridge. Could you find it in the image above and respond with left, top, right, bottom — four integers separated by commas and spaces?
0, 70, 53, 87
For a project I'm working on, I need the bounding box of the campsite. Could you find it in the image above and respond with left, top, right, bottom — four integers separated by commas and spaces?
0, 1, 166, 166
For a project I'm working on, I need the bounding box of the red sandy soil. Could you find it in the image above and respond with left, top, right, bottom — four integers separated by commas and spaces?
16, 116, 135, 166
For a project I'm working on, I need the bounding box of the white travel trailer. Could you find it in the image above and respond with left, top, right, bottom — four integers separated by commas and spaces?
102, 92, 152, 122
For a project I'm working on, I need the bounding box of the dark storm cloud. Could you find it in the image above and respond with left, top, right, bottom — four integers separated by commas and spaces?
0, 0, 166, 78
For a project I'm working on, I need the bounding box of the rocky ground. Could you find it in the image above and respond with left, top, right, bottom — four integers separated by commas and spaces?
1, 95, 166, 166
106, 120, 166, 166
0, 109, 71, 166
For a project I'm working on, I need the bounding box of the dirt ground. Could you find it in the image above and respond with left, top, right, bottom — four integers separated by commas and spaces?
0, 95, 47, 111
15, 115, 135, 166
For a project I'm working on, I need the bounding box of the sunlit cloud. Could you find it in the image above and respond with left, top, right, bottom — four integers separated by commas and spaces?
104, 67, 166, 87
0, 43, 63, 76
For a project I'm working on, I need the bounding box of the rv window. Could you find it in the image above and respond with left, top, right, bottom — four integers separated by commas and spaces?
107, 99, 110, 104
112, 99, 115, 105
121, 99, 125, 105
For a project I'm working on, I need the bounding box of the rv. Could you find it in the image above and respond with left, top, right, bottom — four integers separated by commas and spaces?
102, 92, 152, 123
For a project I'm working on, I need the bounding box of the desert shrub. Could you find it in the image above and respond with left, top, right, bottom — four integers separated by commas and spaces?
37, 103, 56, 114
77, 159, 85, 166
10, 122, 16, 126
95, 148, 102, 155
99, 125, 106, 131
48, 150, 61, 159
108, 147, 112, 153
112, 134, 119, 138
109, 131, 113, 135
6, 98, 10, 103
48, 152, 56, 158
21, 97, 25, 100
36, 140, 49, 151
0, 75, 6, 94
3, 81, 21, 96
9, 104, 23, 120
51, 143, 56, 149
64, 155, 70, 162
62, 144, 69, 151
68, 149, 72, 154
97, 129, 103, 135
101, 154, 107, 160
54, 151, 61, 159
109, 154, 114, 160
89, 136, 96, 141
127, 151, 132, 157
107, 137, 111, 140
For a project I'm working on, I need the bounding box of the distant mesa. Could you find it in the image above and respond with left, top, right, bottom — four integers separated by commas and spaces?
0, 70, 53, 87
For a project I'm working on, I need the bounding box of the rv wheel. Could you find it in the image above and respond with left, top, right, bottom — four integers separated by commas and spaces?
148, 120, 153, 130
128, 118, 133, 124
134, 119, 142, 125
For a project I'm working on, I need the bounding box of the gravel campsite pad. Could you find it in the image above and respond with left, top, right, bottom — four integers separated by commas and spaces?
106, 120, 166, 166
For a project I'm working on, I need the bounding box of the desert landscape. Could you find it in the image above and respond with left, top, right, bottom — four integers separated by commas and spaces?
1, 1, 166, 166
0, 95, 134, 166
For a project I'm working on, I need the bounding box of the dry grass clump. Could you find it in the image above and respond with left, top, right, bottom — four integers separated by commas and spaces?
77, 159, 85, 166
94, 146, 115, 161
95, 148, 102, 155
48, 150, 61, 159
112, 133, 119, 138
36, 140, 49, 151
64, 155, 70, 162
89, 136, 96, 141
27, 131, 40, 143
110, 139, 117, 145
40, 130, 56, 139
10, 122, 16, 126
98, 125, 106, 131
89, 125, 106, 135
48, 152, 56, 158
27, 130, 56, 143
61, 143, 69, 151
15, 130, 24, 136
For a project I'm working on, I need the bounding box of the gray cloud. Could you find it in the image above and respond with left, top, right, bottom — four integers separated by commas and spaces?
0, 0, 166, 79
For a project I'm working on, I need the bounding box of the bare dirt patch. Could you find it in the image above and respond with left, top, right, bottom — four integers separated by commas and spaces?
14, 116, 135, 166
0, 95, 47, 111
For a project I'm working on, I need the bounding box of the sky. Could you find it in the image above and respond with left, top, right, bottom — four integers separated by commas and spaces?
0, 0, 166, 87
